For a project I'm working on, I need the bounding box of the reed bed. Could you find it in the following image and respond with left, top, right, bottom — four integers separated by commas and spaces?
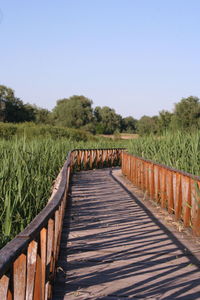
127, 131, 200, 176
0, 137, 126, 248
3, 130, 199, 249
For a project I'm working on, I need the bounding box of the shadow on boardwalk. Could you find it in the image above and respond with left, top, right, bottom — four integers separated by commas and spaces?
53, 168, 200, 300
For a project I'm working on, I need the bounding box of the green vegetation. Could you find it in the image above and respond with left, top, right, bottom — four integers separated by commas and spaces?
0, 122, 94, 141
2, 83, 200, 249
127, 131, 200, 176
137, 96, 200, 135
2, 84, 200, 135
0, 85, 137, 134
0, 135, 126, 249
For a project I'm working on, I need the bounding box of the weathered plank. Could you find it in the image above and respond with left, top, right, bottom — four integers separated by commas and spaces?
53, 169, 200, 299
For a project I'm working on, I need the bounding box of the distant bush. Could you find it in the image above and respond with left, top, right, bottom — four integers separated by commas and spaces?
0, 123, 94, 141
0, 123, 18, 139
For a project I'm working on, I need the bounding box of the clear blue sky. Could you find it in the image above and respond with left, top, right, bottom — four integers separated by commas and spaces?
1, 0, 200, 119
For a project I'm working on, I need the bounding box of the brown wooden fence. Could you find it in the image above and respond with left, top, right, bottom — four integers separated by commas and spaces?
0, 148, 124, 300
122, 151, 200, 236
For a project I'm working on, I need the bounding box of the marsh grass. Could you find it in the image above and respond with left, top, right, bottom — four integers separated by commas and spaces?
0, 136, 126, 248
127, 131, 200, 175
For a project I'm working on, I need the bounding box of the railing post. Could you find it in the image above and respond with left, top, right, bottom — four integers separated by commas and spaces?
149, 164, 155, 199
45, 218, 54, 300
175, 173, 182, 220
34, 252, 42, 300
0, 274, 10, 300
13, 253, 27, 300
166, 171, 174, 214
26, 240, 38, 300
40, 228, 47, 300
160, 168, 167, 208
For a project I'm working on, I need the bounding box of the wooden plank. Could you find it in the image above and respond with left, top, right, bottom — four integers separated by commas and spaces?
141, 161, 145, 191
135, 158, 138, 185
192, 181, 200, 236
13, 253, 26, 300
161, 168, 167, 208
0, 274, 10, 299
52, 210, 59, 275
26, 240, 38, 300
154, 165, 159, 202
89, 150, 93, 169
78, 150, 81, 170
45, 218, 54, 300
175, 173, 182, 221
149, 164, 155, 199
166, 171, 174, 214
33, 253, 42, 300
146, 162, 150, 195
7, 288, 12, 300
130, 156, 134, 184
183, 177, 191, 227
40, 228, 47, 300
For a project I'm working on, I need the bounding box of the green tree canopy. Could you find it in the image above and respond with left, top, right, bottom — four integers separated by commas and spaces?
137, 115, 159, 136
121, 116, 137, 133
157, 110, 174, 133
0, 85, 35, 123
52, 95, 93, 128
173, 96, 200, 130
94, 106, 122, 134
28, 105, 51, 124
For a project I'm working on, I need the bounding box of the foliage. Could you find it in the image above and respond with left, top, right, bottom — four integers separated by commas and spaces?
0, 85, 51, 124
52, 95, 94, 128
0, 135, 126, 248
157, 110, 173, 133
0, 122, 93, 141
173, 96, 200, 130
137, 96, 200, 136
2, 84, 200, 136
137, 115, 159, 135
0, 85, 34, 123
127, 131, 200, 175
31, 105, 51, 124
0, 123, 18, 138
121, 116, 137, 133
94, 106, 122, 134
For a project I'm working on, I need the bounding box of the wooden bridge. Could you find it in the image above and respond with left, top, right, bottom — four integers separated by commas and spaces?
0, 149, 200, 299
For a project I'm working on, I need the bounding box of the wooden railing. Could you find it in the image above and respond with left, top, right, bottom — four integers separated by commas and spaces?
122, 151, 200, 236
0, 148, 124, 300
70, 148, 124, 171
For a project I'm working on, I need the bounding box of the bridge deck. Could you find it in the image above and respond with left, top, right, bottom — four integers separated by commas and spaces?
53, 168, 200, 300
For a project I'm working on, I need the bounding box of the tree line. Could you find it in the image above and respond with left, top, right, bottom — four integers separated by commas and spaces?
1, 84, 200, 135
0, 85, 137, 134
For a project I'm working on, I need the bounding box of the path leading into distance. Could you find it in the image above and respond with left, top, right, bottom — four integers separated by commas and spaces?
53, 168, 200, 300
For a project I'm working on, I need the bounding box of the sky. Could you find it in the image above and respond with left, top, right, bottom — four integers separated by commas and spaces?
0, 0, 200, 119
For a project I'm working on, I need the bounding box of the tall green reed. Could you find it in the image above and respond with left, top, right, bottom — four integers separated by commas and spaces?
0, 136, 126, 248
127, 131, 200, 176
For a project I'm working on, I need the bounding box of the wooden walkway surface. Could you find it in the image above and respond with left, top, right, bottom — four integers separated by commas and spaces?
53, 168, 200, 300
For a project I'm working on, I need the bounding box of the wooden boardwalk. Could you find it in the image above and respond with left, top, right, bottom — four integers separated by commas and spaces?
53, 168, 200, 300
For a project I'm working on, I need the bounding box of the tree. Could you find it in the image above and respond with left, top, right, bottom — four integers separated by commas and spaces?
173, 96, 200, 130
27, 105, 51, 124
157, 110, 173, 133
0, 85, 35, 123
94, 106, 122, 134
137, 115, 159, 135
52, 95, 94, 128
121, 116, 137, 133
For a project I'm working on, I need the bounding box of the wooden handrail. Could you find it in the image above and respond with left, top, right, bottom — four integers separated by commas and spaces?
122, 151, 200, 236
0, 148, 124, 300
